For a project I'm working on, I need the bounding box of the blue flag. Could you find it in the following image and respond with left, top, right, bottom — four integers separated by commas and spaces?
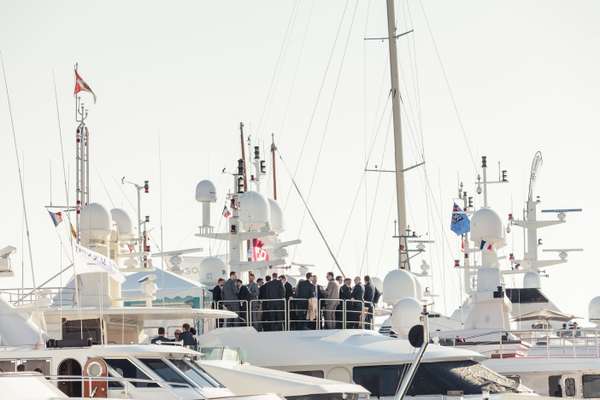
451, 203, 470, 236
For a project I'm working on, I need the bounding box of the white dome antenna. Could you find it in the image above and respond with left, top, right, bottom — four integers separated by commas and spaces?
195, 180, 217, 233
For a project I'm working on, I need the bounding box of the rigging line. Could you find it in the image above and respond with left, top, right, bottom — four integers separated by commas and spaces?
0, 52, 36, 289
334, 97, 392, 263
362, 0, 373, 275
93, 165, 117, 209
405, 0, 425, 150
375, 192, 396, 277
417, 0, 478, 174
292, 0, 361, 257
278, 149, 346, 278
157, 133, 166, 271
363, 89, 392, 168
283, 0, 353, 211
256, 0, 300, 135
278, 0, 316, 137
52, 71, 75, 234
359, 114, 393, 275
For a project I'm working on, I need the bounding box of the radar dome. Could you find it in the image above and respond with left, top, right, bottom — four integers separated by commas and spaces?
471, 207, 503, 243
198, 257, 227, 286
523, 271, 541, 289
383, 269, 418, 304
195, 180, 217, 203
590, 297, 600, 322
238, 191, 270, 230
390, 297, 422, 337
110, 208, 133, 238
477, 267, 502, 292
268, 199, 284, 233
80, 203, 111, 236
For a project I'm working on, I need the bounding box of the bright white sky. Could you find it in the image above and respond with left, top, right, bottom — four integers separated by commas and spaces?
0, 0, 598, 318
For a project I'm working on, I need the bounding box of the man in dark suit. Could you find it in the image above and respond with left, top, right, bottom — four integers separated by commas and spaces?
151, 327, 172, 344
237, 279, 252, 325
363, 275, 375, 329
349, 276, 364, 329
210, 278, 225, 327
338, 278, 352, 328
294, 272, 316, 330
280, 275, 294, 300
264, 272, 285, 331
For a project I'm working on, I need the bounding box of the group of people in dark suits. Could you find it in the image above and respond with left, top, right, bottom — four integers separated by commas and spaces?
211, 270, 381, 331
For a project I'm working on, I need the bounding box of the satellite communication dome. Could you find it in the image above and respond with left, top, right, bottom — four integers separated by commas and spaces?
198, 257, 227, 286
470, 207, 503, 243
80, 203, 111, 238
523, 271, 541, 289
589, 297, 600, 321
476, 267, 502, 292
383, 269, 418, 305
390, 297, 422, 337
268, 198, 285, 233
195, 180, 217, 203
238, 191, 270, 230
110, 208, 133, 238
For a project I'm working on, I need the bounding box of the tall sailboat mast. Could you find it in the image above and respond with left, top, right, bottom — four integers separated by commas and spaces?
385, 0, 409, 269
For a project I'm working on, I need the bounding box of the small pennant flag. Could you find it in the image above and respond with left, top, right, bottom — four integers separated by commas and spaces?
127, 243, 135, 253
48, 211, 64, 227
479, 240, 493, 251
74, 67, 97, 103
222, 205, 232, 218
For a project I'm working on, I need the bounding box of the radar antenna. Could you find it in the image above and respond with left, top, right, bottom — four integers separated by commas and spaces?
527, 151, 543, 201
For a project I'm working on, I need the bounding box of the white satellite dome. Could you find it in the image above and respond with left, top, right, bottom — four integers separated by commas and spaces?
238, 190, 270, 230
195, 180, 217, 203
470, 207, 503, 243
268, 198, 284, 233
523, 271, 541, 289
383, 269, 418, 305
390, 297, 422, 337
589, 297, 600, 321
476, 267, 502, 292
198, 257, 227, 286
110, 208, 133, 238
80, 203, 111, 236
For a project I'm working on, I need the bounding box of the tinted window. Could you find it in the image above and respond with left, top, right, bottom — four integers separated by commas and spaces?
105, 358, 158, 388
169, 359, 221, 388
549, 375, 562, 397
583, 375, 600, 398
505, 288, 549, 304
294, 370, 325, 378
353, 361, 518, 397
139, 358, 190, 388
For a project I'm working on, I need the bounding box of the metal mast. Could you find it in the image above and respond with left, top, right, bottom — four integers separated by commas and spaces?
385, 0, 409, 269
75, 91, 90, 242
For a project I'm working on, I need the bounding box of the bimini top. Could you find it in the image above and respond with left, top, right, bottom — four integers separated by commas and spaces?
199, 328, 485, 368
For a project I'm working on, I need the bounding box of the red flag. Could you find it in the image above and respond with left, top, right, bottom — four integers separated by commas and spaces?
74, 68, 97, 103
251, 238, 269, 262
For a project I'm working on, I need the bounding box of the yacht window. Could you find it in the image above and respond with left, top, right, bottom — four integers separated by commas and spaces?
583, 375, 600, 398
549, 375, 562, 397
104, 358, 159, 388
506, 375, 521, 386
107, 374, 124, 389
505, 288, 549, 304
565, 378, 577, 397
138, 358, 190, 388
169, 359, 221, 388
353, 361, 519, 397
293, 370, 325, 379
0, 361, 13, 372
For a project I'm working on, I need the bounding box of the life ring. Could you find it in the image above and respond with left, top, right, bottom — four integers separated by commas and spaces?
83, 357, 108, 398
